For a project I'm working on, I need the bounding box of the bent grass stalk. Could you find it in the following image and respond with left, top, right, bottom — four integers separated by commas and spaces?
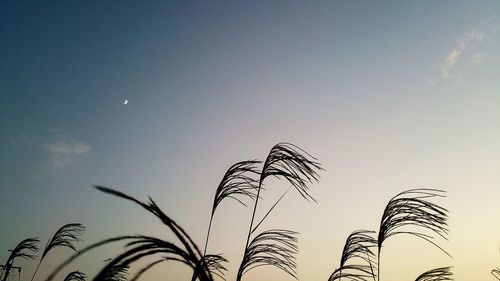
376, 189, 450, 281
236, 142, 322, 281
328, 230, 377, 281
30, 223, 85, 281
194, 160, 260, 281
1, 238, 39, 281
45, 187, 214, 281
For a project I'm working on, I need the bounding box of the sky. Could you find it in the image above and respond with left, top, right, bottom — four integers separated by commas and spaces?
1, 1, 499, 281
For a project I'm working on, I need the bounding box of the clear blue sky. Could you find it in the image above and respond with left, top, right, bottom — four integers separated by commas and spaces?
1, 1, 499, 281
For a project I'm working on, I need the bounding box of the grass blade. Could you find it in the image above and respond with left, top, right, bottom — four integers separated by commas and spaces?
415, 267, 453, 281
63, 271, 86, 281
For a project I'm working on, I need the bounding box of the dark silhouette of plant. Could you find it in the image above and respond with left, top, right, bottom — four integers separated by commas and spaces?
30, 223, 86, 281
1, 238, 39, 281
236, 142, 322, 281
44, 186, 213, 281
239, 229, 298, 279
204, 160, 260, 255
129, 258, 165, 281
414, 267, 453, 281
376, 189, 450, 281
63, 271, 86, 281
197, 255, 228, 280
328, 230, 377, 281
98, 265, 128, 281
493, 268, 500, 280
192, 160, 260, 281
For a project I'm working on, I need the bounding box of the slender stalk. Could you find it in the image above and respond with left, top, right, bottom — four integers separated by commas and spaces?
30, 260, 43, 281
203, 214, 214, 257
30, 239, 50, 281
237, 177, 264, 281
192, 214, 214, 281
377, 249, 381, 281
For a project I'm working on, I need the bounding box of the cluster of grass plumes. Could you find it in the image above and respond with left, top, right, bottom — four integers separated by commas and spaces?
327, 188, 452, 281
1, 223, 86, 281
1, 238, 39, 281
30, 223, 86, 281
239, 229, 298, 278
376, 188, 450, 281
328, 230, 377, 281
39, 142, 322, 281
203, 160, 261, 259
236, 142, 322, 281
3, 142, 466, 281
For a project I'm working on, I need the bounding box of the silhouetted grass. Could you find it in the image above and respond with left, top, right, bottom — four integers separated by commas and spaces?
32, 143, 460, 281
493, 267, 500, 280
239, 229, 298, 279
44, 186, 214, 281
30, 223, 86, 281
328, 230, 377, 281
194, 255, 228, 281
328, 189, 450, 281
63, 271, 86, 281
98, 265, 128, 281
1, 238, 39, 281
94, 187, 213, 281
376, 189, 449, 281
237, 143, 322, 281
196, 160, 260, 280
414, 267, 453, 281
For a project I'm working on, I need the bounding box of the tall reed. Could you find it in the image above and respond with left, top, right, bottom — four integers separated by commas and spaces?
30, 223, 85, 281
376, 189, 449, 281
236, 142, 322, 281
1, 238, 39, 281
44, 186, 214, 281
203, 160, 260, 256
192, 160, 260, 281
328, 230, 377, 281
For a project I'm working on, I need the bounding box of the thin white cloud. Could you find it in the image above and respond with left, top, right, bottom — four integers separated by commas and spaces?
44, 140, 90, 168
441, 30, 484, 79
470, 53, 486, 64
442, 49, 462, 78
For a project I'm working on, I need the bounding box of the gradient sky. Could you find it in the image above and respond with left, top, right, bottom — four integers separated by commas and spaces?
1, 1, 499, 281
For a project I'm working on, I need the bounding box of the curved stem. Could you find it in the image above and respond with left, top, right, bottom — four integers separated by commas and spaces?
377, 250, 381, 281
236, 177, 264, 281
30, 259, 43, 281
192, 214, 215, 281
203, 214, 214, 257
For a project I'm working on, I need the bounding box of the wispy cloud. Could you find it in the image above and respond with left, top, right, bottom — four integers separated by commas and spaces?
44, 140, 91, 168
441, 30, 484, 79
439, 14, 500, 84
470, 53, 486, 64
